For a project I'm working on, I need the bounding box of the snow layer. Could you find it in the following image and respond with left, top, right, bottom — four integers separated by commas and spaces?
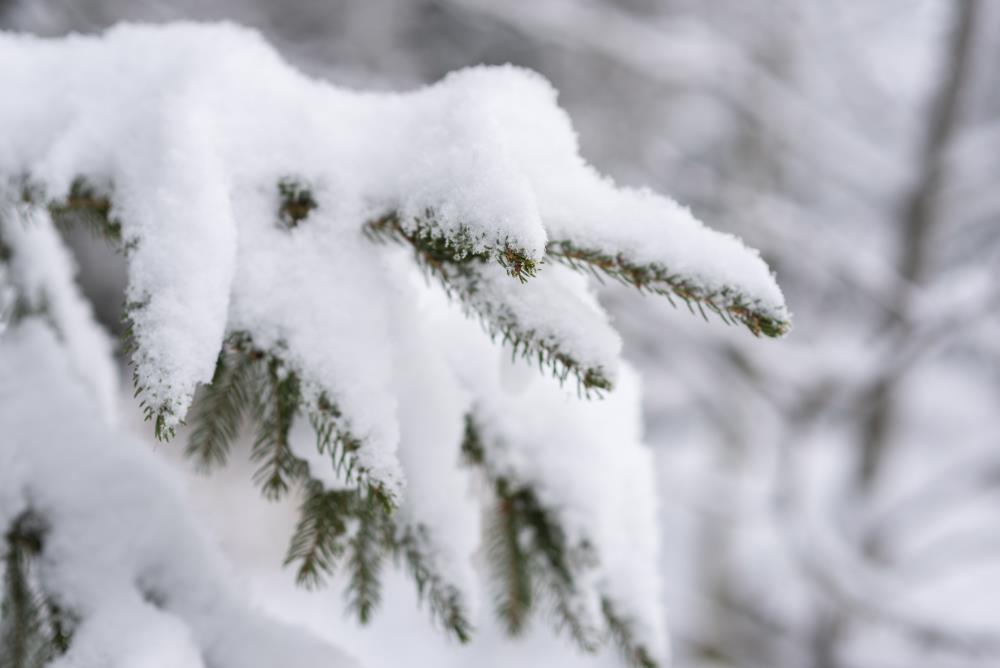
0, 322, 358, 668
0, 22, 789, 663
462, 260, 623, 387
0, 22, 785, 451
437, 65, 787, 321
428, 280, 669, 662
379, 250, 482, 612
0, 203, 118, 423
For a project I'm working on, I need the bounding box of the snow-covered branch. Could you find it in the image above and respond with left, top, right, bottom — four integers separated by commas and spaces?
0, 21, 791, 666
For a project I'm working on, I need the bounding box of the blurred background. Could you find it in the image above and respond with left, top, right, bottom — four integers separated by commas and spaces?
3, 1, 999, 667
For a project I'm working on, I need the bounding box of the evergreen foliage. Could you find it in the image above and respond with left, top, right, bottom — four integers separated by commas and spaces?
28, 176, 785, 438
345, 494, 385, 625
365, 212, 613, 393
180, 331, 476, 640
0, 513, 73, 668
186, 337, 261, 471
285, 482, 355, 589
277, 178, 318, 229
252, 357, 307, 499
122, 298, 177, 442
0, 165, 778, 666
391, 525, 474, 643
15, 177, 121, 246
364, 211, 538, 283
46, 179, 122, 245
0, 45, 788, 662
462, 416, 658, 665
283, 481, 475, 639
547, 239, 789, 338
0, 215, 58, 338
602, 599, 658, 668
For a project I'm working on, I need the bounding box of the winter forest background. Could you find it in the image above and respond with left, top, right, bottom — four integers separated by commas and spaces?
2, 1, 999, 667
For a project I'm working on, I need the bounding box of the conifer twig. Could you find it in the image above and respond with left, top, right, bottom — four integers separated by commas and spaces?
547, 239, 789, 338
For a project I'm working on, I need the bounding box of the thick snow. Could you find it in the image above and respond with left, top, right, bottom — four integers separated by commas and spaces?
0, 322, 358, 668
0, 22, 785, 443
378, 250, 482, 613
438, 66, 787, 321
0, 21, 791, 665
0, 202, 118, 423
428, 279, 668, 661
459, 260, 623, 388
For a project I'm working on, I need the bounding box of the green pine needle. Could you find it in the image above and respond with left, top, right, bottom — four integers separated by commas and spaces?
393, 525, 474, 643
466, 416, 605, 653
284, 482, 354, 589
365, 214, 610, 394
602, 598, 659, 668
1, 513, 74, 668
46, 178, 122, 245
186, 344, 262, 471
547, 239, 790, 339
122, 299, 180, 443
277, 178, 318, 229
251, 359, 308, 499
488, 482, 534, 636
364, 212, 537, 282
346, 495, 385, 624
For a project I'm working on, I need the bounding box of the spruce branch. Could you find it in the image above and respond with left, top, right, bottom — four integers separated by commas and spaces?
284, 481, 354, 589
498, 479, 601, 650
392, 525, 474, 643
0, 212, 63, 336
472, 282, 613, 396
182, 332, 393, 507
14, 176, 121, 246
122, 299, 178, 442
309, 399, 395, 512
186, 341, 262, 471
364, 211, 537, 283
277, 178, 318, 229
43, 602, 72, 657
459, 414, 486, 466
1, 513, 74, 668
1, 516, 44, 668
251, 357, 308, 499
463, 417, 534, 633
4, 293, 55, 334
182, 336, 402, 616
547, 239, 789, 338
602, 598, 658, 668
255, 349, 393, 509
345, 494, 385, 624
180, 332, 408, 614
366, 214, 612, 394
464, 416, 602, 650
284, 478, 474, 641
46, 178, 122, 245
488, 480, 534, 636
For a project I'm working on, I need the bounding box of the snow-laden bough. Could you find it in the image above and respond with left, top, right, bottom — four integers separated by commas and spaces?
0, 22, 789, 668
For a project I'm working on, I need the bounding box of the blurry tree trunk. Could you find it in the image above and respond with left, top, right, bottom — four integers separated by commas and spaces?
856, 0, 979, 493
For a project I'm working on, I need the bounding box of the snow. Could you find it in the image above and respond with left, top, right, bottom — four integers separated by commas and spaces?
226, 186, 403, 496
430, 281, 668, 661
479, 363, 667, 660
439, 65, 786, 321
0, 202, 118, 423
379, 250, 482, 612
0, 22, 785, 447
0, 322, 358, 668
0, 21, 791, 666
460, 260, 623, 388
